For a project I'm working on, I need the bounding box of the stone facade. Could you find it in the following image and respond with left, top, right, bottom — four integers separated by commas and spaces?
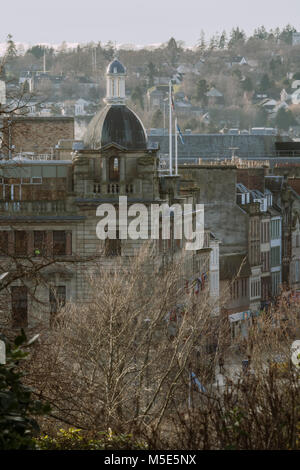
1, 116, 74, 157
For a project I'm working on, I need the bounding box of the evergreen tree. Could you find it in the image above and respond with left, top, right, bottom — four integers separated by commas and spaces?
197, 30, 206, 53
228, 27, 246, 48
242, 76, 253, 92
218, 31, 227, 49
131, 86, 144, 110
275, 108, 296, 130
196, 79, 209, 104
0, 331, 50, 450
6, 34, 17, 59
280, 24, 296, 45
253, 25, 268, 40
151, 109, 163, 128
26, 45, 45, 59
259, 73, 272, 93
166, 37, 179, 66
147, 62, 156, 87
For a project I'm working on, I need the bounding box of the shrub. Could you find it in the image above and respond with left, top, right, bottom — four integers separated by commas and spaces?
0, 330, 50, 450
35, 427, 148, 450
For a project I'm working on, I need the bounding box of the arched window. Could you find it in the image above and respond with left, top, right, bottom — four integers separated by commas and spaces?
109, 157, 120, 181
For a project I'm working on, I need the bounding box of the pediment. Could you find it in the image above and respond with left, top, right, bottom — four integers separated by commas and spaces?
99, 142, 127, 153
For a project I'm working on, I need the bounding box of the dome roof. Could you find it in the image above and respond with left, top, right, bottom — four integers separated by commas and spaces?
83, 105, 147, 150
107, 59, 126, 75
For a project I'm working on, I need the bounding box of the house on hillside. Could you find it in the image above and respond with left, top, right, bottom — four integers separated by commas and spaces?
226, 56, 248, 68
147, 85, 169, 110
205, 87, 224, 106
292, 32, 300, 46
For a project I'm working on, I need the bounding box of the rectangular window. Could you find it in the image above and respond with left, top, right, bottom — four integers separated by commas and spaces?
241, 278, 247, 297
34, 231, 46, 256
271, 219, 280, 240
272, 272, 281, 296
261, 251, 270, 272
31, 177, 42, 184
109, 157, 120, 182
53, 231, 66, 255
15, 231, 27, 256
231, 280, 239, 299
271, 246, 280, 267
0, 231, 8, 255
11, 286, 28, 328
261, 221, 270, 243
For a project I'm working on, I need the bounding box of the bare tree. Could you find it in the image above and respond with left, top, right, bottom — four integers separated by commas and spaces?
24, 245, 220, 436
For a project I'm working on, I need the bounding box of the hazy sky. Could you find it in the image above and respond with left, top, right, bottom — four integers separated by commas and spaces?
3, 0, 300, 47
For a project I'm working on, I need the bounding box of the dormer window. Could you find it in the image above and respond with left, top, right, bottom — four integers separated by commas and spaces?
109, 156, 120, 181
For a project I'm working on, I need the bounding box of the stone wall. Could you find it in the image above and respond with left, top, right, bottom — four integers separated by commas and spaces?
179, 165, 249, 255
2, 116, 74, 156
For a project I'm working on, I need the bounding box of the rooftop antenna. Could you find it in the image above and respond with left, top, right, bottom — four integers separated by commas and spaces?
43, 49, 46, 73
229, 147, 239, 158
92, 47, 97, 72
169, 80, 173, 176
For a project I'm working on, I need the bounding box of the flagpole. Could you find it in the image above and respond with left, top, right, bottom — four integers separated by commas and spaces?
175, 117, 178, 176
169, 80, 172, 176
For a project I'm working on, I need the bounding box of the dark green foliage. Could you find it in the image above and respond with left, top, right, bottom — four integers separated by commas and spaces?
151, 109, 163, 128
6, 34, 17, 59
259, 73, 272, 93
0, 330, 50, 450
275, 108, 297, 130
241, 77, 254, 92
131, 86, 144, 110
26, 45, 46, 59
253, 25, 268, 40
147, 62, 156, 87
196, 79, 209, 104
279, 24, 296, 45
228, 27, 246, 48
166, 37, 180, 66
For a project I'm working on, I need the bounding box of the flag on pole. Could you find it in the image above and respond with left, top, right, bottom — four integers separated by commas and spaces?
171, 90, 175, 110
176, 123, 185, 144
169, 84, 175, 110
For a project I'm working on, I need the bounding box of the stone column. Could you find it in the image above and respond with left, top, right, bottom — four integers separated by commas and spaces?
120, 157, 125, 194
101, 157, 107, 193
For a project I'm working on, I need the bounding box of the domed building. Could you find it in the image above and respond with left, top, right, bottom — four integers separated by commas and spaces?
0, 60, 218, 327
83, 59, 147, 151
73, 58, 160, 203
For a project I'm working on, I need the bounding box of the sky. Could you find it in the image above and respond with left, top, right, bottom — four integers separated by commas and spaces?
2, 0, 300, 48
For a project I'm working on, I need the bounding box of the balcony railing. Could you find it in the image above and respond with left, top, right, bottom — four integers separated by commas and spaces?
0, 200, 66, 214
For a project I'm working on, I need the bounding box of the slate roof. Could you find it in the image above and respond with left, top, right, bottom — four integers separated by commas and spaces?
107, 59, 126, 75
148, 134, 281, 158
83, 105, 147, 150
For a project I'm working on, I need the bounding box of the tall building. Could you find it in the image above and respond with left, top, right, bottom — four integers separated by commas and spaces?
0, 59, 215, 329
